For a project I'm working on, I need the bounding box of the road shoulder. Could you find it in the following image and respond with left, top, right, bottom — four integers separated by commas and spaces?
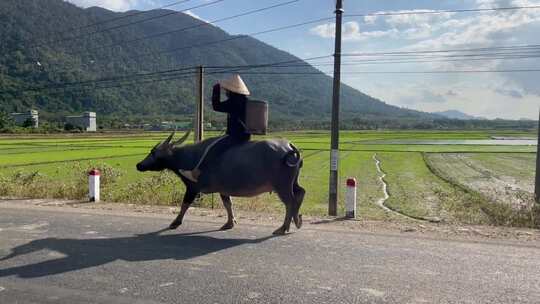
1, 198, 539, 245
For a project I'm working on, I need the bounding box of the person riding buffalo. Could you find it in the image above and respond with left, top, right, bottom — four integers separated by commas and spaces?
179, 74, 252, 182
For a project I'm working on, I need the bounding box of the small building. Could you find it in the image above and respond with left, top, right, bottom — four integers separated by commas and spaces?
11, 110, 39, 128
66, 112, 97, 132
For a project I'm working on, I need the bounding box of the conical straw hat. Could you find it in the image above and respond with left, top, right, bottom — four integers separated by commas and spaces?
220, 74, 250, 96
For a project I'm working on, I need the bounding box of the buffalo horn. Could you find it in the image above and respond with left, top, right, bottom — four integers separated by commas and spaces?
172, 130, 191, 146
164, 131, 175, 144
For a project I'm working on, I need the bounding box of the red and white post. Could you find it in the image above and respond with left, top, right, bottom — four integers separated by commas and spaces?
89, 169, 100, 202
345, 178, 357, 219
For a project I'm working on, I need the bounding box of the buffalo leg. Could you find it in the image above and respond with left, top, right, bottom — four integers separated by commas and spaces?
169, 190, 198, 229
291, 168, 305, 229
273, 170, 301, 235
219, 195, 237, 230
273, 203, 293, 235
292, 184, 305, 229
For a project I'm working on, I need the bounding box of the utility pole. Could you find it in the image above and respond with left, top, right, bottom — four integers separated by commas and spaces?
534, 108, 540, 204
194, 66, 204, 143
328, 0, 343, 216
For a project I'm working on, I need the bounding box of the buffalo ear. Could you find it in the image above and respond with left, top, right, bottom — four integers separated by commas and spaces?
172, 130, 191, 146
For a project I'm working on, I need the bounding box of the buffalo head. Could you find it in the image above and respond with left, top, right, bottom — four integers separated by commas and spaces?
136, 131, 190, 172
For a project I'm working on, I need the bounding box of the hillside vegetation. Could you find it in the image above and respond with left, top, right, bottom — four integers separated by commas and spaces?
0, 0, 434, 125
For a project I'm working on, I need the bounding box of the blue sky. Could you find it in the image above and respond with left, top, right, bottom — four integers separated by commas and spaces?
67, 0, 540, 119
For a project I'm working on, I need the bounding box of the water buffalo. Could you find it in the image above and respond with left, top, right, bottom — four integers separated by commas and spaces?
136, 132, 305, 235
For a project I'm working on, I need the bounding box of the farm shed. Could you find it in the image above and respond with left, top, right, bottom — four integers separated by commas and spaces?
66, 112, 97, 132
10, 110, 39, 128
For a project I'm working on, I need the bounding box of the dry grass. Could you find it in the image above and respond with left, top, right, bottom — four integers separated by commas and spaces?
424, 153, 539, 229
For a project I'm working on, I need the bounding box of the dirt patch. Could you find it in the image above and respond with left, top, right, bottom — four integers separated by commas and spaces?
425, 153, 535, 209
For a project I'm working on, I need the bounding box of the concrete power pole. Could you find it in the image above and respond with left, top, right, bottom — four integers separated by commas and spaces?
194, 66, 204, 143
534, 108, 540, 204
328, 0, 343, 216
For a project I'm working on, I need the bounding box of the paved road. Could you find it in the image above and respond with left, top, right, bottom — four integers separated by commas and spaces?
1, 204, 539, 303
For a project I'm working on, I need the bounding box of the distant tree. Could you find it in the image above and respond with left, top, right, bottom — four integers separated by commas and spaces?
0, 111, 13, 129
22, 118, 35, 128
64, 123, 82, 132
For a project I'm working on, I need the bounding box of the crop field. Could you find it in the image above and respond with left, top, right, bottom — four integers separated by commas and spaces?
0, 130, 537, 227
425, 153, 535, 210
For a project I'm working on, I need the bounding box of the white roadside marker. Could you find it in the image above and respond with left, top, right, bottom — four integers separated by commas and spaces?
346, 178, 357, 219
89, 169, 100, 202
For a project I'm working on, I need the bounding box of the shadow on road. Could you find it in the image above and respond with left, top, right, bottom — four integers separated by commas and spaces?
310, 217, 350, 225
0, 229, 274, 278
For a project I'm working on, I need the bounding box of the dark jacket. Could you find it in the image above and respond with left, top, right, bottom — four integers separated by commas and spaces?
212, 86, 250, 140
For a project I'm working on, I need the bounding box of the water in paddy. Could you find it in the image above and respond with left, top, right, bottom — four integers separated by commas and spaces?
368, 139, 537, 146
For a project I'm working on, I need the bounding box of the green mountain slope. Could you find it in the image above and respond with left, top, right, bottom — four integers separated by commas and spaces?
0, 0, 433, 124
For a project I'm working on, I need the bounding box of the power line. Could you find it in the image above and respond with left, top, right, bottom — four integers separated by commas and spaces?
340, 69, 540, 74
121, 16, 335, 63
32, 0, 307, 75
5, 65, 540, 98
19, 65, 540, 94
345, 5, 540, 19
0, 55, 332, 95
70, 0, 301, 56
38, 0, 194, 44
6, 40, 540, 95
0, 67, 198, 95
31, 0, 228, 49
8, 69, 199, 98
348, 51, 540, 60
22, 2, 540, 51
341, 44, 540, 57
6, 44, 540, 96
197, 45, 540, 70
265, 53, 540, 67
205, 55, 332, 70
221, 69, 540, 75
11, 2, 540, 71
74, 0, 194, 30
92, 4, 540, 67
49, 71, 198, 94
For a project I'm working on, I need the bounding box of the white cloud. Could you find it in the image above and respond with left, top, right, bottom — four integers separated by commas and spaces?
495, 88, 524, 98
313, 0, 540, 119
407, 6, 540, 51
399, 89, 447, 105
351, 74, 539, 119
66, 0, 141, 11
369, 10, 455, 28
185, 10, 209, 23
310, 21, 396, 41
364, 15, 377, 25
312, 10, 456, 42
319, 1, 540, 44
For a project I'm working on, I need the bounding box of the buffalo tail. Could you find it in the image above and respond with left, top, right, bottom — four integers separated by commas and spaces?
284, 143, 303, 168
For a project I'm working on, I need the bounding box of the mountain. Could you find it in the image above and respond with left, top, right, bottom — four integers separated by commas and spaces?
0, 0, 434, 127
433, 110, 484, 120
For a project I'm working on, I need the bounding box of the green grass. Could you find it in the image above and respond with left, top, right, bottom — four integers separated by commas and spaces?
0, 130, 536, 226
376, 152, 496, 224
466, 153, 536, 181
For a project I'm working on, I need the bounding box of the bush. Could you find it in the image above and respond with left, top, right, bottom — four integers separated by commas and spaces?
64, 123, 83, 132
0, 111, 14, 130
22, 118, 36, 128
0, 162, 125, 201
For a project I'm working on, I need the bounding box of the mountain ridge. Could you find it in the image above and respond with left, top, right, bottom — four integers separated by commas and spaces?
433, 110, 486, 120
0, 0, 434, 125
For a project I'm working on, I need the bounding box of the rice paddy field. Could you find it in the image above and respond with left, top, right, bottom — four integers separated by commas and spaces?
0, 130, 538, 227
